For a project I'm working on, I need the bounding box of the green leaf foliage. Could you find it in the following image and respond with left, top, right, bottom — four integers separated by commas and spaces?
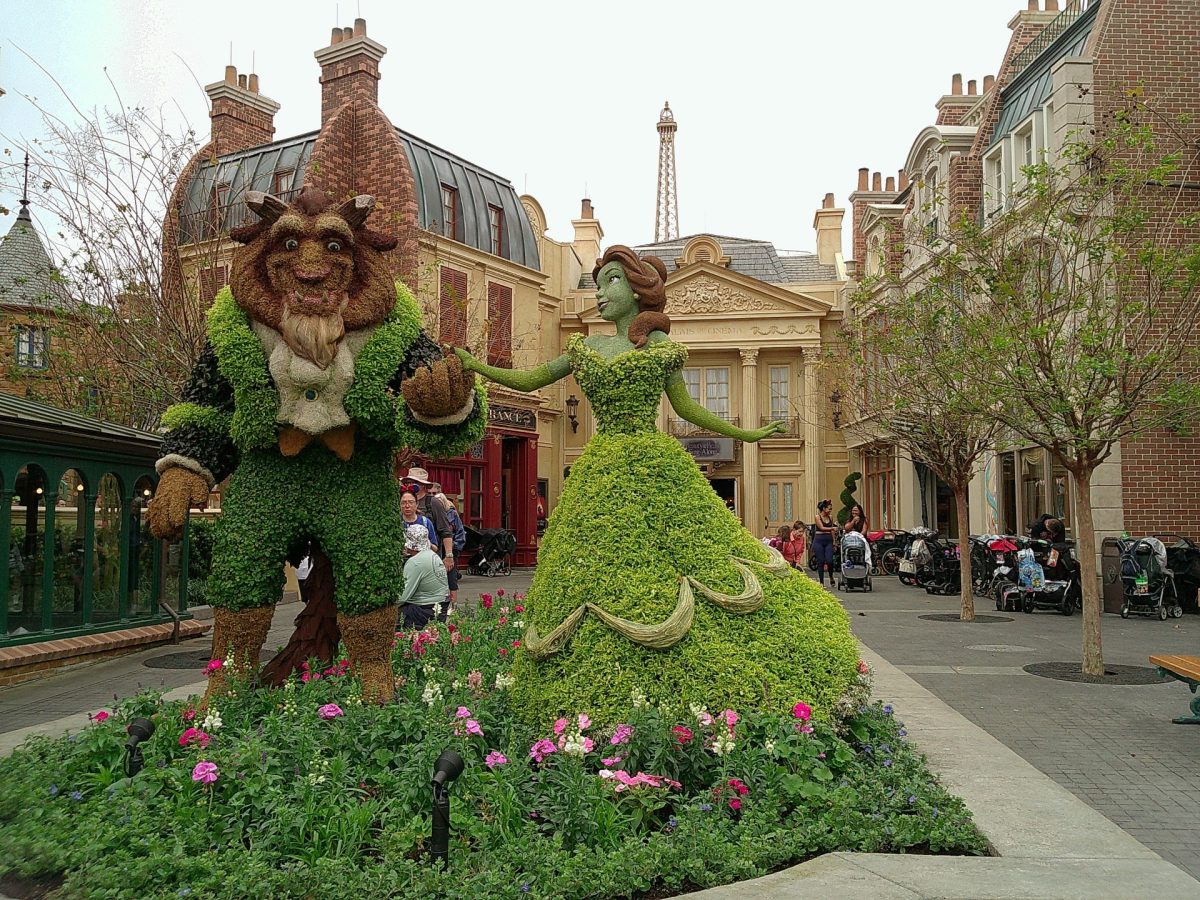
509, 428, 861, 730
836, 472, 862, 527
0, 603, 985, 899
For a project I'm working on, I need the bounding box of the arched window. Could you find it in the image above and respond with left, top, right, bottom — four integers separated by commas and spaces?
52, 469, 87, 628
9, 465, 49, 635
92, 474, 123, 624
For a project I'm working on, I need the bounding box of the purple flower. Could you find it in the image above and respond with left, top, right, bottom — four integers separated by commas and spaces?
484, 750, 508, 769
70, 790, 83, 801
49, 784, 59, 796
883, 759, 893, 767
317, 703, 344, 720
192, 761, 219, 784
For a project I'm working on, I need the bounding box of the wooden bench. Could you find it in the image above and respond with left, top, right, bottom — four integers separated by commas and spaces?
1150, 654, 1200, 724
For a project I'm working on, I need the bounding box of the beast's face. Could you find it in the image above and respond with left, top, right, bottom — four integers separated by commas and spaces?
229, 187, 398, 368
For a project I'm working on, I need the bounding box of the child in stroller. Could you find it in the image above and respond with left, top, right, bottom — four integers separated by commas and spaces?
1118, 537, 1183, 620
466, 528, 516, 577
837, 530, 873, 592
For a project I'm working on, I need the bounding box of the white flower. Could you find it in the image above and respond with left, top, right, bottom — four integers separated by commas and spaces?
561, 729, 589, 758
688, 702, 708, 721
630, 685, 648, 708
433, 603, 444, 619
306, 773, 326, 786
421, 663, 436, 677
421, 682, 443, 706
711, 732, 736, 757
494, 672, 515, 690
764, 739, 776, 755
512, 620, 524, 630
451, 679, 462, 691
201, 709, 223, 731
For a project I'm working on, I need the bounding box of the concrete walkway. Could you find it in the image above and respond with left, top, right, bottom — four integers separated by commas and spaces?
2, 568, 1198, 898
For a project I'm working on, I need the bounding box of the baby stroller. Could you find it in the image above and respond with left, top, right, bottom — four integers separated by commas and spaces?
1118, 537, 1182, 620
467, 528, 516, 577
837, 531, 873, 592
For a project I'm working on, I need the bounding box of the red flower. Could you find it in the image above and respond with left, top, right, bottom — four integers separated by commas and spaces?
481, 594, 494, 609
499, 648, 508, 656
512, 640, 521, 648
671, 725, 694, 745
497, 589, 505, 597
514, 605, 525, 613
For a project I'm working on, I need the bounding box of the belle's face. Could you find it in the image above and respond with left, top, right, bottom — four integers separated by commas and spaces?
595, 262, 639, 323
400, 494, 417, 518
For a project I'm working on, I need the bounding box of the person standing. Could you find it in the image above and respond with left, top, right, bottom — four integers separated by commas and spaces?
397, 524, 449, 629
813, 499, 837, 586
401, 468, 456, 607
430, 482, 466, 607
400, 489, 435, 541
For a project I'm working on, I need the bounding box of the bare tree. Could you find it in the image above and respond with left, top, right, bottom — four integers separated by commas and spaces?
1, 71, 213, 429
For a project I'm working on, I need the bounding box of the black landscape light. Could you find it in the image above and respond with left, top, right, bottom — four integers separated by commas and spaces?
430, 749, 465, 868
124, 717, 155, 777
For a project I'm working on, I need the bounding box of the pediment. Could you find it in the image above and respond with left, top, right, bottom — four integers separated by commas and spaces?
664, 264, 832, 318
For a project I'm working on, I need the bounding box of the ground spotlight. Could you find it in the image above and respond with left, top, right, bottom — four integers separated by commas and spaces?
124, 717, 155, 777
430, 749, 465, 868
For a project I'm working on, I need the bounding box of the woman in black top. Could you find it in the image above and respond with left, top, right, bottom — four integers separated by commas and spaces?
812, 499, 837, 586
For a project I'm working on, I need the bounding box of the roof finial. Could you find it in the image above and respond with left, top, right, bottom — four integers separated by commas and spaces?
21, 151, 30, 211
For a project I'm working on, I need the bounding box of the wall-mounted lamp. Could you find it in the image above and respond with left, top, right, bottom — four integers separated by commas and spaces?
830, 390, 843, 430
565, 394, 580, 433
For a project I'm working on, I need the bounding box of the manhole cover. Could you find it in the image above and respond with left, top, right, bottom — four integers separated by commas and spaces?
967, 644, 1035, 653
919, 614, 1013, 623
144, 650, 211, 670
1023, 662, 1167, 684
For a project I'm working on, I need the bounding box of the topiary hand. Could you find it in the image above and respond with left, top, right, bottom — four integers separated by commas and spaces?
747, 420, 787, 442
402, 350, 476, 419
146, 467, 210, 541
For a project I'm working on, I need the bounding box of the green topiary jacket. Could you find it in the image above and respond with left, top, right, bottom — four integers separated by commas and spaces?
157, 283, 486, 485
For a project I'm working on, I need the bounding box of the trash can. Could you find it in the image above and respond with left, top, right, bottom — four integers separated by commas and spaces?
1101, 537, 1124, 613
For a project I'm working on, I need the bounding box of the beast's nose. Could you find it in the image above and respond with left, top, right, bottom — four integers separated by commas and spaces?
294, 265, 332, 284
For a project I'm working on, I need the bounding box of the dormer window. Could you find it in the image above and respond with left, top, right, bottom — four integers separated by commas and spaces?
441, 185, 458, 240
488, 204, 503, 256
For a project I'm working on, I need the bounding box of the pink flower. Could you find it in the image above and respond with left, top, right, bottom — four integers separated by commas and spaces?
610, 724, 633, 745
499, 607, 510, 615
497, 589, 505, 597
498, 616, 508, 626
179, 727, 210, 749
729, 798, 742, 811
205, 659, 223, 676
512, 640, 521, 648
728, 778, 750, 796
672, 725, 694, 745
581, 736, 594, 753
191, 761, 219, 784
481, 594, 493, 609
317, 704, 344, 720
792, 701, 812, 722
514, 605, 525, 613
602, 755, 623, 767
553, 718, 569, 735
722, 709, 739, 729
466, 670, 483, 691
697, 711, 713, 727
484, 751, 508, 769
465, 719, 484, 737
456, 706, 473, 718
182, 708, 197, 723
797, 723, 814, 735
91, 711, 109, 723
577, 713, 591, 731
857, 660, 870, 675
529, 739, 557, 763
498, 648, 508, 657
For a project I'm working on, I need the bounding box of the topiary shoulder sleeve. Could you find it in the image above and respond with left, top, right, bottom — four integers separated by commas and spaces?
157, 340, 239, 487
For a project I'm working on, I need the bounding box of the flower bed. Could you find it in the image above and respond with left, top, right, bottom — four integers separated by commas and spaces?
0, 594, 987, 898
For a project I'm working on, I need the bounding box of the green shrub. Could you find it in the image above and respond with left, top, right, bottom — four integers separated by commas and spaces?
187, 517, 218, 581
837, 472, 863, 527
510, 430, 860, 731
0, 598, 986, 898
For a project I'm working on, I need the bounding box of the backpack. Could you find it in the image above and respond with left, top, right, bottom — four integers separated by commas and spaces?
444, 503, 467, 554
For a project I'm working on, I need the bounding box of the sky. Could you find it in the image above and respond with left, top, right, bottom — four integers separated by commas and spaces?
1, 0, 1025, 259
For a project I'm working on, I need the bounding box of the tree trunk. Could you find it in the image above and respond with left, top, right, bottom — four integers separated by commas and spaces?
260, 549, 340, 686
1071, 467, 1104, 677
954, 483, 975, 622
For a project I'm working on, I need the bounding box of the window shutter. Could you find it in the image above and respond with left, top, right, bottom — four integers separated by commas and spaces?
487, 282, 512, 367
199, 265, 228, 303
439, 267, 469, 346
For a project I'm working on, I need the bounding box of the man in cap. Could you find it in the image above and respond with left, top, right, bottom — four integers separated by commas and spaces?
401, 467, 457, 604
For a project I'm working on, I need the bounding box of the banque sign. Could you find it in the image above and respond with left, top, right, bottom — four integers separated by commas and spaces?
487, 404, 537, 432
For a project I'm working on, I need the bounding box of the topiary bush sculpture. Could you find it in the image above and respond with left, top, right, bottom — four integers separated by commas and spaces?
837, 471, 863, 527
146, 187, 485, 706
455, 246, 860, 729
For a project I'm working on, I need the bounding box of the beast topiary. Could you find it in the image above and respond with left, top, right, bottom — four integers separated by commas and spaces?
455, 245, 860, 729
837, 471, 863, 527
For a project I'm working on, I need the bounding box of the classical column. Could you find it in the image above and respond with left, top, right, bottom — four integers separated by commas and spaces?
802, 347, 823, 515
740, 348, 760, 531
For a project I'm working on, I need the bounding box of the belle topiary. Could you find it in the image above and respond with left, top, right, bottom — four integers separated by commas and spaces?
454, 246, 860, 728
147, 187, 485, 706
837, 471, 863, 527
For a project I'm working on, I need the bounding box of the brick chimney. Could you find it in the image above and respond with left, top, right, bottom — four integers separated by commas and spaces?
204, 65, 280, 154
848, 168, 901, 271
315, 17, 387, 126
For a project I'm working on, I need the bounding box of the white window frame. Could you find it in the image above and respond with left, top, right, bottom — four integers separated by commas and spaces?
684, 366, 731, 417
768, 365, 791, 421
983, 146, 1006, 218
15, 325, 49, 370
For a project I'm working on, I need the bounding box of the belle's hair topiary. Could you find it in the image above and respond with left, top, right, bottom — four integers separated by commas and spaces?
593, 245, 671, 348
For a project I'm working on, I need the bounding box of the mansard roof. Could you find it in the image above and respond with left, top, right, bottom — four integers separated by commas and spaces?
179, 127, 540, 269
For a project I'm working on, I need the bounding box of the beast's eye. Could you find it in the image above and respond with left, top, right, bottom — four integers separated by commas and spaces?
284, 238, 299, 251
327, 240, 342, 252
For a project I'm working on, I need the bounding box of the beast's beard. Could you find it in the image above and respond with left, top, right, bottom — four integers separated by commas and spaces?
280, 292, 348, 369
